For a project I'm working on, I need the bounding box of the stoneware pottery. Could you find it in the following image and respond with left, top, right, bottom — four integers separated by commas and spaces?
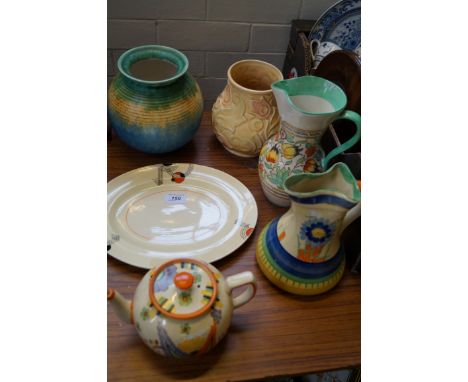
108, 45, 203, 154
315, 50, 361, 113
258, 76, 361, 207
256, 162, 361, 295
308, 0, 361, 68
108, 258, 256, 357
107, 163, 258, 269
212, 60, 283, 157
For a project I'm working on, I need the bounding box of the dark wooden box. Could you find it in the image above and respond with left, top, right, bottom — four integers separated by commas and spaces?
282, 20, 316, 78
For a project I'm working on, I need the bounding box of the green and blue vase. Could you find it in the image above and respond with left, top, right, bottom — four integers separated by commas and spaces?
108, 45, 203, 154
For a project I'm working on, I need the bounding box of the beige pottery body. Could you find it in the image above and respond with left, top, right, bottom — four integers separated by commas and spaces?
212, 60, 283, 157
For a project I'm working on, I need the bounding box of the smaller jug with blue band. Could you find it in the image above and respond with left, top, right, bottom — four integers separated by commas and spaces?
256, 162, 361, 295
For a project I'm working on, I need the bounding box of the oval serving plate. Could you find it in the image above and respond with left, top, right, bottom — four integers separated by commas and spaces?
107, 163, 258, 269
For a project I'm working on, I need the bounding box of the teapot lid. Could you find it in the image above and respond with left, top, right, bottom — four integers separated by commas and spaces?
149, 258, 218, 319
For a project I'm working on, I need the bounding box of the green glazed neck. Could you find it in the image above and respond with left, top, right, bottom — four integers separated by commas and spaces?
271, 75, 348, 116
284, 162, 361, 203
117, 45, 189, 87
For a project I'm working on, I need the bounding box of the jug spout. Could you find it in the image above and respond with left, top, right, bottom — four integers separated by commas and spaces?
271, 79, 289, 116
271, 76, 347, 129
271, 79, 310, 126
107, 288, 133, 324
284, 162, 360, 204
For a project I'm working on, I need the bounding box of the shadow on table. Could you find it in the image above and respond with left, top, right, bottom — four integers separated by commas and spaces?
141, 334, 228, 380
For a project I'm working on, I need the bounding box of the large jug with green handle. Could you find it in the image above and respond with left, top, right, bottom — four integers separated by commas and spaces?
258, 76, 361, 207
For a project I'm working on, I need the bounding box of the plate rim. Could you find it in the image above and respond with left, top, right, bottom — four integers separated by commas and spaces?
308, 0, 361, 49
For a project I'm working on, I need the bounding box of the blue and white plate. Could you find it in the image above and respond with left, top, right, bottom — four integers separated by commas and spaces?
309, 0, 361, 67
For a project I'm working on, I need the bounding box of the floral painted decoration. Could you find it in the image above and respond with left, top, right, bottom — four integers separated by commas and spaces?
266, 147, 279, 163
178, 292, 193, 306
154, 265, 177, 292
300, 218, 336, 246
303, 158, 316, 172
192, 272, 202, 284
180, 323, 191, 335
259, 125, 325, 190
171, 171, 186, 183
297, 218, 337, 262
281, 143, 299, 160
240, 222, 254, 239
140, 305, 157, 321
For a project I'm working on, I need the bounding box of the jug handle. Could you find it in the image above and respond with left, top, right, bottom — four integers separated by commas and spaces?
340, 201, 361, 235
323, 110, 361, 169
310, 39, 319, 62
226, 271, 257, 309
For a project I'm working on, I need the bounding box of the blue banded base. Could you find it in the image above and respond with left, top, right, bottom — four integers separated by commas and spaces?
256, 218, 346, 295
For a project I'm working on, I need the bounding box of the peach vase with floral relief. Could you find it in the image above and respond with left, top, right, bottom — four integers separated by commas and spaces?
212, 60, 283, 157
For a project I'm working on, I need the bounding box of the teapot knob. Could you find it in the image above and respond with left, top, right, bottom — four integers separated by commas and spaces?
174, 271, 194, 290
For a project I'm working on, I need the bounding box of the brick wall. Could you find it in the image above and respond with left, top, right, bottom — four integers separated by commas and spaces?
107, 0, 335, 110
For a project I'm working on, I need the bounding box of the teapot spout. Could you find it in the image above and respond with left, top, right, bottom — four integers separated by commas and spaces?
107, 288, 133, 324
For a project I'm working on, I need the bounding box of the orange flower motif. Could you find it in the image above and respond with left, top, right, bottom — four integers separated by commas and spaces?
298, 244, 312, 262
303, 159, 316, 173
298, 244, 321, 262
305, 146, 317, 157
252, 99, 272, 120
171, 171, 185, 183
266, 147, 279, 163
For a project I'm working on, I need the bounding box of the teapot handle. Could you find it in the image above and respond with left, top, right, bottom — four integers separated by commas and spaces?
226, 271, 257, 309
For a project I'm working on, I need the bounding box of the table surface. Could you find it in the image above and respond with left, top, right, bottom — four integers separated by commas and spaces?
107, 112, 361, 382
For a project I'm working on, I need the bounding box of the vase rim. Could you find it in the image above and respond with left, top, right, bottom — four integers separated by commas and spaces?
117, 45, 189, 86
227, 59, 283, 95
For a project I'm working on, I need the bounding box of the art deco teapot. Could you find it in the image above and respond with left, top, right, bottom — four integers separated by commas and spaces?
108, 258, 256, 357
